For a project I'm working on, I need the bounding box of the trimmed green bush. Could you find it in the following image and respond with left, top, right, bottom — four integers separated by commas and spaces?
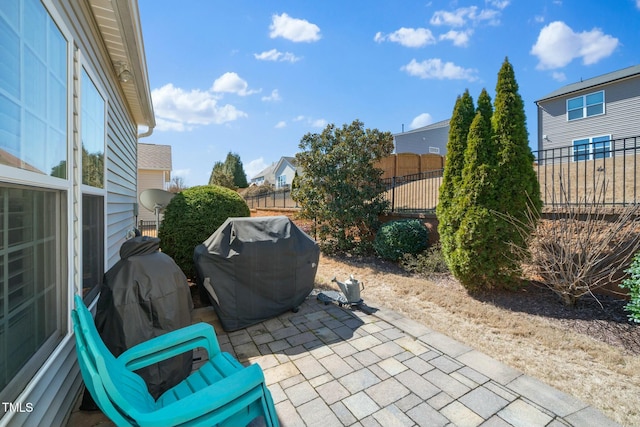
158, 185, 250, 279
373, 219, 429, 261
621, 251, 640, 323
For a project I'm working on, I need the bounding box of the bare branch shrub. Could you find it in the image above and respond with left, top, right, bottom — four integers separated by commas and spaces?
504, 177, 640, 306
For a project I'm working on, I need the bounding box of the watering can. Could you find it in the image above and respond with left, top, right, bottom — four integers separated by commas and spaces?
331, 275, 364, 304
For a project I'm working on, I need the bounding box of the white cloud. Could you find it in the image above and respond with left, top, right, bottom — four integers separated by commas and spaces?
254, 49, 301, 63
172, 168, 191, 179
275, 121, 287, 129
211, 72, 260, 96
311, 118, 327, 128
269, 13, 321, 42
488, 0, 510, 9
401, 58, 478, 81
530, 21, 619, 69
262, 89, 282, 102
245, 158, 269, 180
430, 5, 503, 27
552, 71, 567, 82
410, 113, 433, 130
439, 30, 473, 47
374, 27, 436, 48
291, 115, 327, 128
151, 83, 247, 132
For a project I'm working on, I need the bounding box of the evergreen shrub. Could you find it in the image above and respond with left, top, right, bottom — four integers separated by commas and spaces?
158, 185, 250, 279
373, 219, 429, 261
621, 251, 640, 323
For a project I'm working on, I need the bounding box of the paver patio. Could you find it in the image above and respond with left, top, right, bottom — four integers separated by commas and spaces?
67, 291, 621, 427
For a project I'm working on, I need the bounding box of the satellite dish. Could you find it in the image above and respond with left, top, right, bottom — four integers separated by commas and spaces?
139, 189, 175, 233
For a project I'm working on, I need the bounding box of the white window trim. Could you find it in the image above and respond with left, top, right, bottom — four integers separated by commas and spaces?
566, 90, 605, 121
77, 57, 108, 303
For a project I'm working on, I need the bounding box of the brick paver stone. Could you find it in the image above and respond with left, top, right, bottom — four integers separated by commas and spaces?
343, 392, 380, 420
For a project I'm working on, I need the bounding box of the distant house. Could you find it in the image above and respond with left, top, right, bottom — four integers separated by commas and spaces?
393, 119, 450, 155
0, 1, 154, 425
137, 143, 172, 222
535, 64, 640, 159
251, 156, 301, 189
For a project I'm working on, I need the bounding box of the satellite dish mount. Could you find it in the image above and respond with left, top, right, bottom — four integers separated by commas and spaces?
139, 189, 175, 235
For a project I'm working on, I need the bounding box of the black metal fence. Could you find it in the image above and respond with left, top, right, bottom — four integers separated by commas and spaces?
138, 220, 157, 237
382, 169, 443, 213
244, 189, 298, 209
535, 136, 639, 207
243, 136, 640, 213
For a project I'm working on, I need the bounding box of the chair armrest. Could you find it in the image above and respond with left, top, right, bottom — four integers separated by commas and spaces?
136, 364, 268, 427
118, 322, 222, 371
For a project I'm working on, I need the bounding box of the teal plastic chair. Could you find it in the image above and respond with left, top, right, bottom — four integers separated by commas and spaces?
72, 295, 279, 427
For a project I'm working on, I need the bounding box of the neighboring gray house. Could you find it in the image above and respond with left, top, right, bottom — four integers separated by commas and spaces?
393, 119, 450, 155
251, 156, 301, 189
535, 64, 640, 159
137, 143, 172, 222
0, 0, 155, 425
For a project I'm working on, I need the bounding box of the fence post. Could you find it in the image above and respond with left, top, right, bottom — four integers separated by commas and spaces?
391, 176, 396, 213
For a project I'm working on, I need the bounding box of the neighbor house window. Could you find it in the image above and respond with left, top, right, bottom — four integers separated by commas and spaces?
567, 91, 604, 121
80, 69, 105, 301
277, 175, 286, 188
429, 147, 440, 154
0, 0, 69, 404
573, 135, 611, 162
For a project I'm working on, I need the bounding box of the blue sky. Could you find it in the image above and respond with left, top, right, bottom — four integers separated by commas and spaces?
138, 0, 640, 187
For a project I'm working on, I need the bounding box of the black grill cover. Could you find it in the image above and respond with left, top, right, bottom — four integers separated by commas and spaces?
94, 236, 193, 399
194, 216, 319, 331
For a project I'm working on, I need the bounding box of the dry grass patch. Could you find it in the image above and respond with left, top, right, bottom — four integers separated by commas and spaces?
316, 254, 640, 426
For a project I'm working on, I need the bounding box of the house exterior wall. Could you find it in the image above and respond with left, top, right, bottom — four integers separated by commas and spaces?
537, 75, 640, 153
274, 162, 296, 189
394, 121, 450, 155
0, 0, 149, 425
137, 169, 168, 222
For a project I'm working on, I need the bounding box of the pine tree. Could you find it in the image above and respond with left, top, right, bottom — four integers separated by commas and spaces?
437, 89, 475, 267
208, 152, 248, 189
490, 57, 542, 285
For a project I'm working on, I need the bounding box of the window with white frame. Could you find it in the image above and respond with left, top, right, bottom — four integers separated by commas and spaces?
429, 147, 440, 154
277, 175, 287, 188
567, 91, 604, 121
80, 68, 105, 301
572, 135, 611, 162
0, 0, 68, 402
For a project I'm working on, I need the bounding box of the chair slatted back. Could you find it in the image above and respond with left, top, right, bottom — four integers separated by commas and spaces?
73, 295, 156, 417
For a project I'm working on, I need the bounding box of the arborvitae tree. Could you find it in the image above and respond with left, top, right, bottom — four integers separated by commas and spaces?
437, 89, 475, 267
491, 57, 542, 286
450, 91, 500, 288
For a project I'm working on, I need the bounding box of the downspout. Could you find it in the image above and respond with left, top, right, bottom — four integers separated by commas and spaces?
137, 125, 153, 139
